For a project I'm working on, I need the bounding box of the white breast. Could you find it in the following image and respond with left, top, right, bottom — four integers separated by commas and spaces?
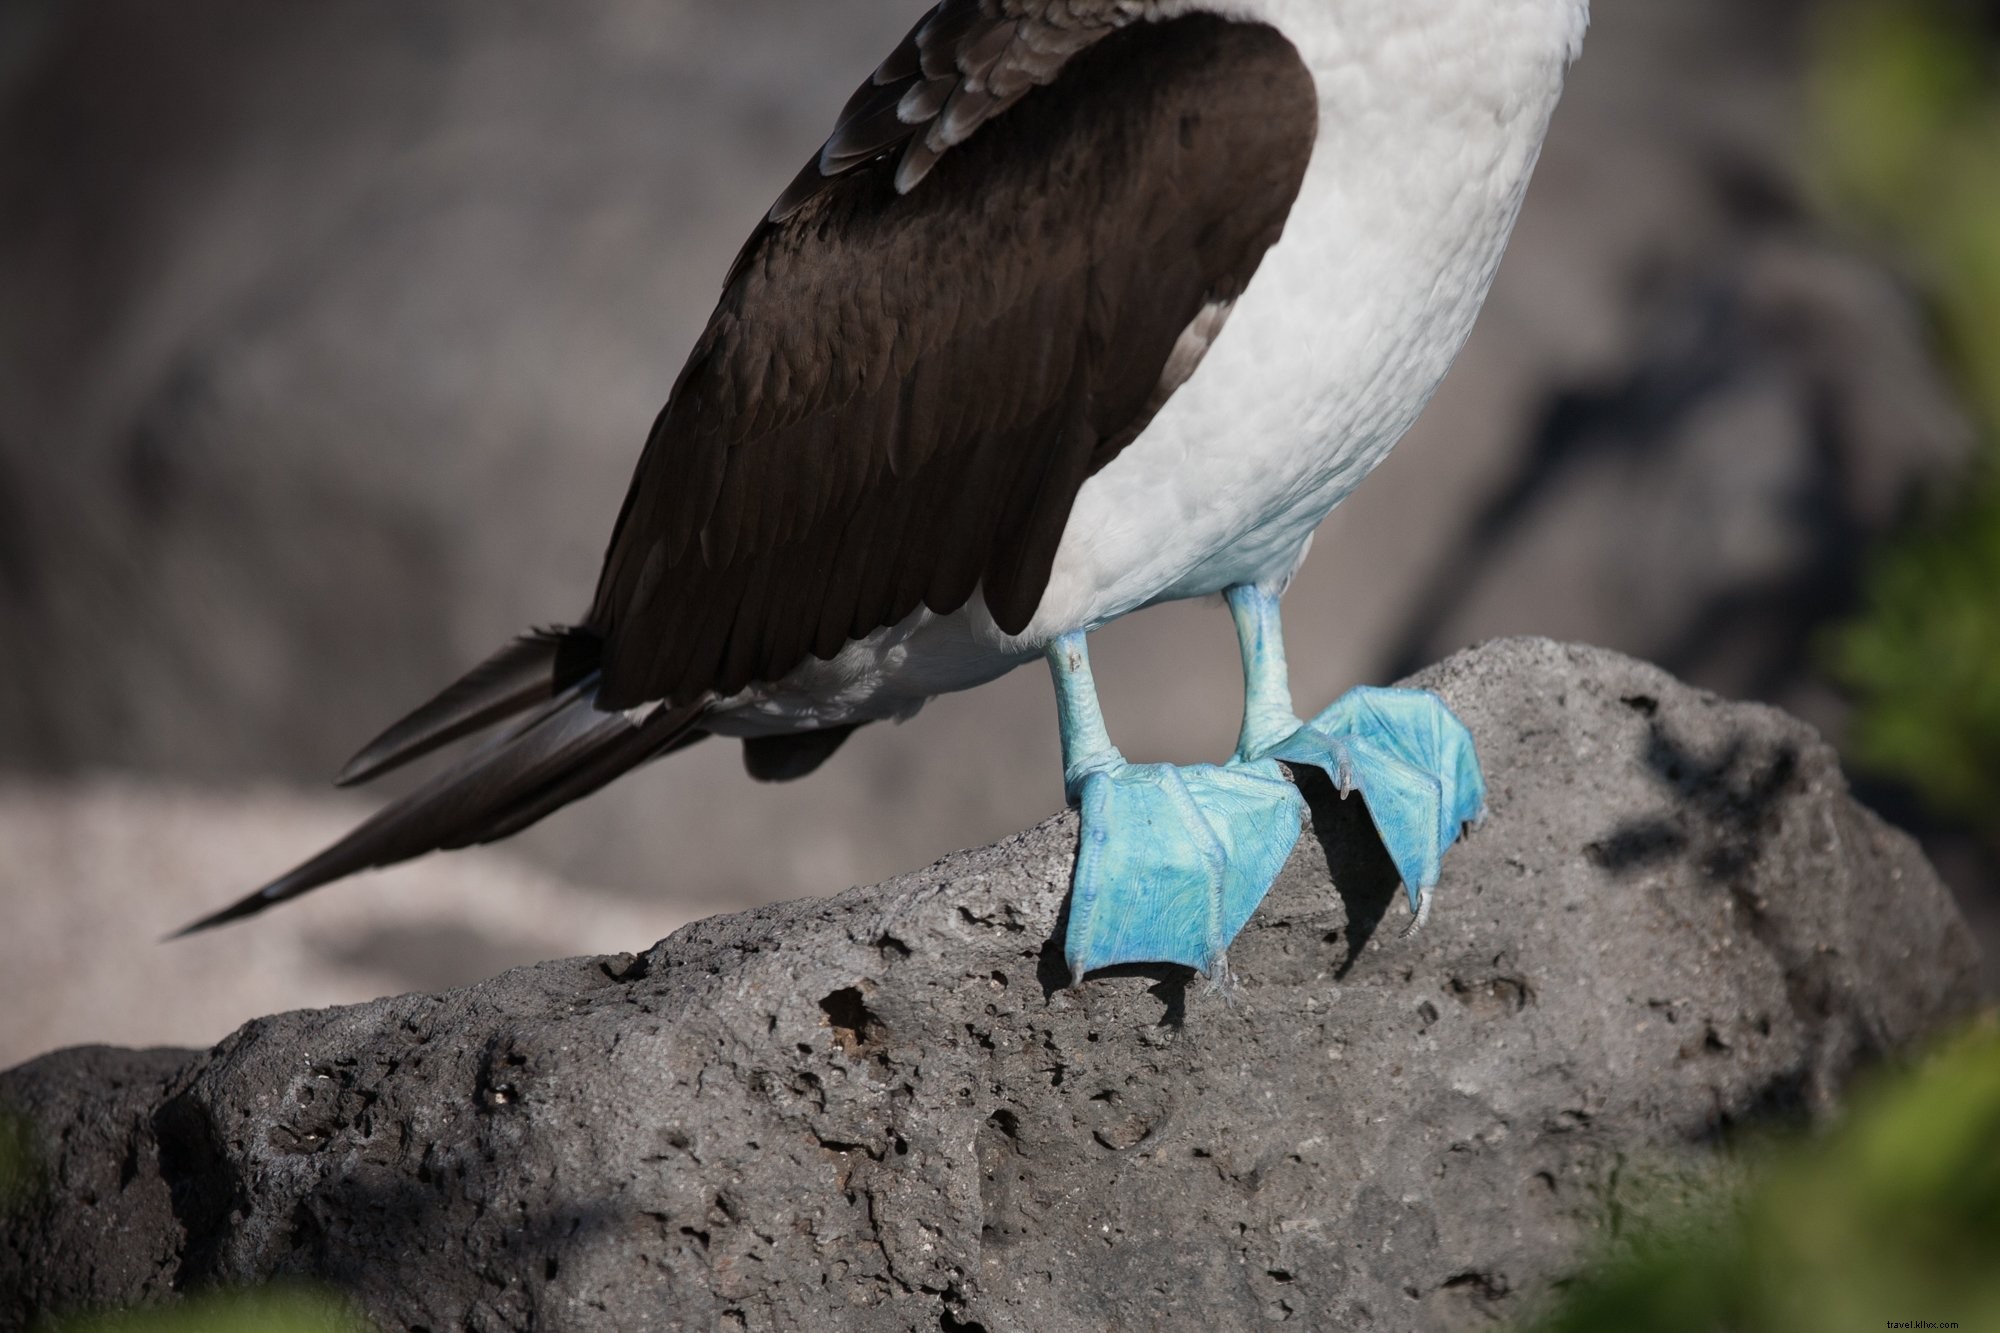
1027, 0, 1584, 634
712, 0, 1586, 735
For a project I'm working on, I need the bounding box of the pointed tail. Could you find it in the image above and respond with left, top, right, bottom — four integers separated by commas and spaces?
174, 635, 708, 936
335, 628, 603, 787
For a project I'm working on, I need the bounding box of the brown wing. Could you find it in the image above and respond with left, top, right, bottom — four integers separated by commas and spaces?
764, 0, 1132, 228
588, 11, 1318, 708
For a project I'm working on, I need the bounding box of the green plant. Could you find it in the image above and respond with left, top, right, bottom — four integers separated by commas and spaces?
47, 1289, 369, 1333
1815, 0, 2000, 822
1520, 1022, 2000, 1332
1833, 472, 2000, 819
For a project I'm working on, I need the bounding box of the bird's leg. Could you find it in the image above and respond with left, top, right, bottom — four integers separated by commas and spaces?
1048, 631, 1302, 983
1229, 580, 1306, 761
1225, 584, 1486, 930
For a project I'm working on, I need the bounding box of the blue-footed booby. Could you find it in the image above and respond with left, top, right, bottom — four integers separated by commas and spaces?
181, 0, 1589, 982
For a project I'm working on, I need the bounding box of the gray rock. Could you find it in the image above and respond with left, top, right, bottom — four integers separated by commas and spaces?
0, 640, 1982, 1332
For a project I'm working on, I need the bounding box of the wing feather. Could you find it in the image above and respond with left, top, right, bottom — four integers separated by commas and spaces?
590, 12, 1318, 706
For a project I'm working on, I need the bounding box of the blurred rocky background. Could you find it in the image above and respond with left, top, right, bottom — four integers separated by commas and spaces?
1, 0, 1994, 1066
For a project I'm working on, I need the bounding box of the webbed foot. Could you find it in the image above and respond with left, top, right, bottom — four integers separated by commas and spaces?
1066, 759, 1303, 980
1253, 687, 1486, 924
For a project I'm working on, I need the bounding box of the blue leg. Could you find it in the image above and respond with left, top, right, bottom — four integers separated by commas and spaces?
1050, 633, 1303, 982
1226, 583, 1486, 928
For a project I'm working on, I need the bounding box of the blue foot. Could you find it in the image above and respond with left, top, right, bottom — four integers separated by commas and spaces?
1255, 687, 1486, 923
1067, 760, 1304, 980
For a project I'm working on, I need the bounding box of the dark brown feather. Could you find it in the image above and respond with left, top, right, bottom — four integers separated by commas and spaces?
743, 724, 863, 783
335, 628, 601, 786
175, 688, 706, 935
590, 12, 1319, 709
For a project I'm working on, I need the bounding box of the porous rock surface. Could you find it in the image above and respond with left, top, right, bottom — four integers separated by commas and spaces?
0, 640, 1981, 1332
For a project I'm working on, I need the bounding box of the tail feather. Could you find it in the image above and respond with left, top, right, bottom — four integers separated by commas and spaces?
173, 683, 705, 937
336, 628, 600, 787
444, 693, 709, 845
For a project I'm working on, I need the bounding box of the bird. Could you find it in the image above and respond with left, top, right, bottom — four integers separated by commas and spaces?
179, 0, 1590, 983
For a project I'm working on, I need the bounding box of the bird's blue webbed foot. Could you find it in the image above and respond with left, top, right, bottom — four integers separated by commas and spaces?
1047, 632, 1303, 982
1257, 688, 1485, 924
1068, 758, 1302, 979
1227, 586, 1486, 927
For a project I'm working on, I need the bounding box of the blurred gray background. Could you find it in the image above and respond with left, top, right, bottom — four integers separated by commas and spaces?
1, 0, 1988, 1064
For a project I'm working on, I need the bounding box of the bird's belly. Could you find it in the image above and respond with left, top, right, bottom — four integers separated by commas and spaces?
1022, 23, 1569, 638
1027, 243, 1506, 632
